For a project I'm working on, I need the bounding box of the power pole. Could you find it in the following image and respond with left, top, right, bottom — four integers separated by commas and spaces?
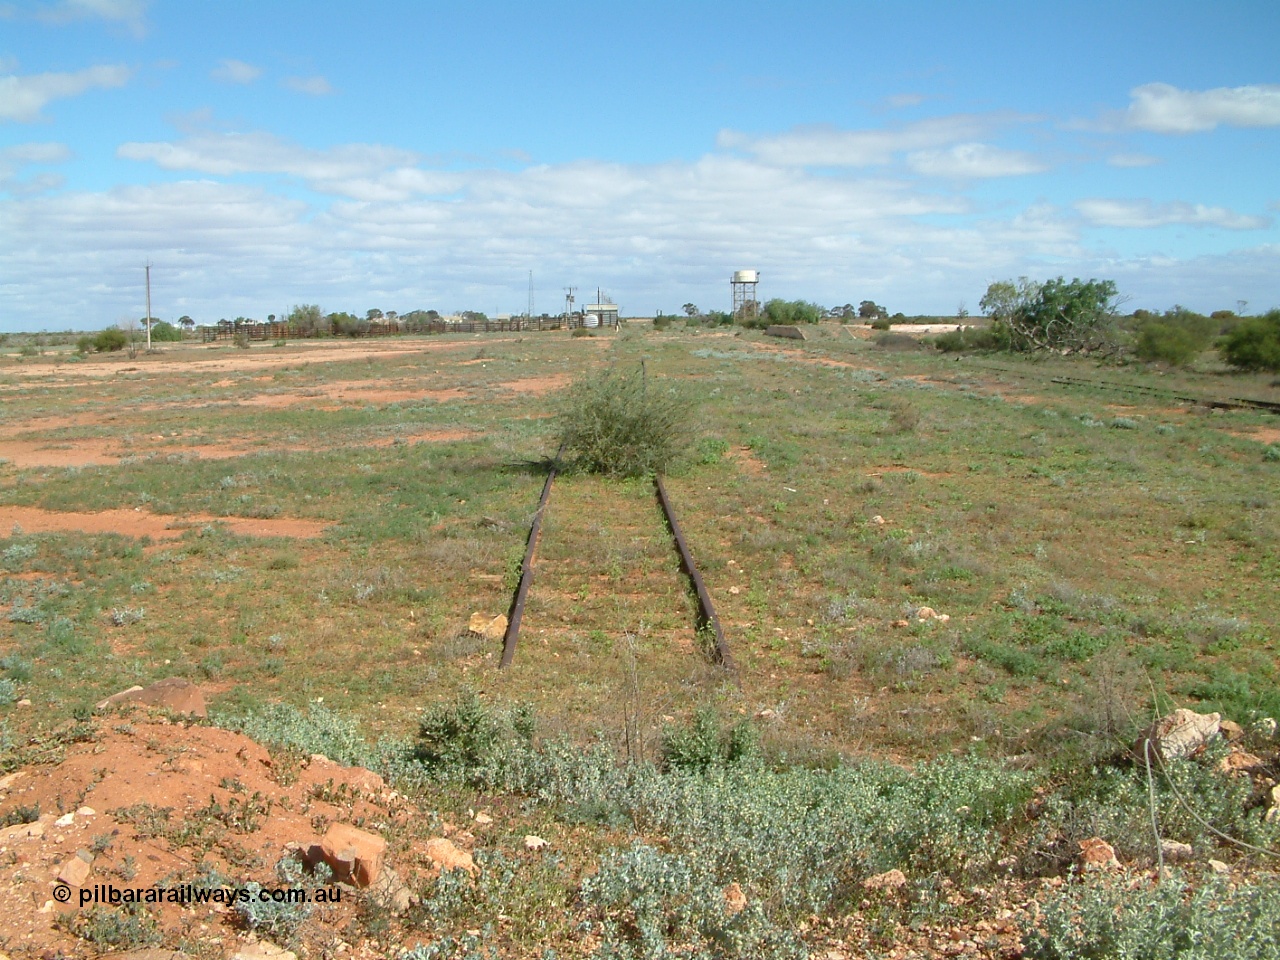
527, 270, 534, 320
144, 262, 153, 351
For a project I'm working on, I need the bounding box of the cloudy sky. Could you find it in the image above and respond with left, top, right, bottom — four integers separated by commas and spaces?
1, 0, 1278, 331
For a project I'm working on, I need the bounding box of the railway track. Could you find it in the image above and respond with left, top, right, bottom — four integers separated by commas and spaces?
1046, 375, 1280, 415
966, 361, 1280, 415
500, 460, 733, 673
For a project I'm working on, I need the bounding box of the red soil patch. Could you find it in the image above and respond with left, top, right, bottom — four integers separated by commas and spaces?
729, 445, 767, 475
0, 439, 121, 469
0, 506, 329, 541
1231, 426, 1280, 444
0, 716, 437, 957
8, 337, 509, 380
498, 375, 570, 395
864, 466, 953, 479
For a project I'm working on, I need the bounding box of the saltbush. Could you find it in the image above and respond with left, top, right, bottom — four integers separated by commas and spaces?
1025, 874, 1280, 960
556, 365, 694, 477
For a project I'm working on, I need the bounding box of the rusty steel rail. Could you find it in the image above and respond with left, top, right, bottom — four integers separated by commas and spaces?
654, 475, 735, 672
500, 450, 561, 669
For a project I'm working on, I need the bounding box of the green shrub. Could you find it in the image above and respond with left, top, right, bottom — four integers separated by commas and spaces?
760, 298, 824, 326
148, 319, 184, 342
91, 328, 128, 352
555, 365, 694, 477
1025, 875, 1280, 960
1134, 308, 1216, 366
660, 705, 757, 772
652, 313, 672, 330
76, 336, 93, 354
870, 317, 892, 330
414, 688, 502, 772
1219, 309, 1280, 371
934, 326, 1004, 352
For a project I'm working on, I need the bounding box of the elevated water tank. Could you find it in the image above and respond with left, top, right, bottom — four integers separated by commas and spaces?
732, 270, 758, 284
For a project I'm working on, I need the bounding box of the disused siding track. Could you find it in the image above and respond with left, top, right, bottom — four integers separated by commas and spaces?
500, 450, 561, 669
500, 467, 734, 672
1048, 375, 1280, 415
653, 476, 734, 670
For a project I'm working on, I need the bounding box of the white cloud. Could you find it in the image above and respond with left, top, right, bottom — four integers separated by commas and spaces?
1125, 82, 1280, 133
211, 59, 261, 85
0, 65, 130, 122
717, 113, 1032, 167
1076, 198, 1271, 230
1108, 153, 1160, 168
284, 75, 333, 96
885, 93, 925, 109
118, 131, 424, 197
34, 0, 148, 35
907, 143, 1047, 179
0, 141, 69, 195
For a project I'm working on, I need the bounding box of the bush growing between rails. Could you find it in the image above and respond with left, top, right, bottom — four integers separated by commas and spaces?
555, 365, 695, 478
1219, 309, 1280, 372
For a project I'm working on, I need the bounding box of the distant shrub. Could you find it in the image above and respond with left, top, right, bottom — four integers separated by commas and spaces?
1219, 309, 1280, 372
556, 365, 694, 477
935, 326, 1003, 352
232, 330, 251, 349
570, 327, 594, 338
76, 336, 93, 354
148, 319, 184, 342
1134, 308, 1216, 366
762, 298, 823, 326
91, 328, 127, 352
869, 317, 892, 330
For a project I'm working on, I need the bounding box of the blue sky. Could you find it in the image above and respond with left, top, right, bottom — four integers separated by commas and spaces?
1, 0, 1278, 331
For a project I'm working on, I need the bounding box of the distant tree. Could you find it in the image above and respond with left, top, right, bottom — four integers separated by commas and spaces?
178, 315, 194, 331
385, 310, 398, 322
751, 299, 823, 328
956, 301, 969, 320
327, 312, 366, 337
1134, 307, 1215, 367
288, 304, 325, 336
1219, 309, 1280, 372
267, 314, 276, 323
858, 300, 885, 320
149, 320, 184, 342
682, 303, 699, 318
981, 277, 1122, 355
367, 308, 383, 321
460, 311, 488, 323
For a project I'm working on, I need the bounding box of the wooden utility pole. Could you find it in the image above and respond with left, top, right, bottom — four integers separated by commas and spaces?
145, 262, 152, 351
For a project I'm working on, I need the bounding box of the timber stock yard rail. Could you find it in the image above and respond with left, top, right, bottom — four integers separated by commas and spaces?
499, 457, 734, 674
